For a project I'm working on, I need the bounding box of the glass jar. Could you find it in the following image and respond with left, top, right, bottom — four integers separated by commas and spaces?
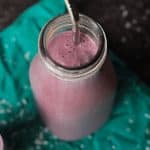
29, 14, 117, 140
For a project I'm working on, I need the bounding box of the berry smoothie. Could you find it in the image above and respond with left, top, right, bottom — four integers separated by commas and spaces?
29, 14, 117, 140
47, 31, 98, 68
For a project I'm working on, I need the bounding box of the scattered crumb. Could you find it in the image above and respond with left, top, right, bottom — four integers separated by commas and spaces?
122, 10, 128, 18
24, 51, 30, 61
87, 135, 92, 139
120, 4, 126, 10
145, 113, 150, 119
112, 145, 116, 149
121, 37, 127, 43
125, 22, 131, 29
145, 128, 150, 135
132, 19, 138, 24
22, 98, 28, 105
145, 146, 150, 150
128, 118, 134, 124
80, 144, 85, 149
147, 140, 150, 145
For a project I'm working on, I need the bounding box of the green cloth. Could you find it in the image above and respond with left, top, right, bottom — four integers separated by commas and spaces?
0, 0, 150, 149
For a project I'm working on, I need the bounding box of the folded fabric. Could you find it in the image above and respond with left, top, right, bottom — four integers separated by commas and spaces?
0, 0, 150, 149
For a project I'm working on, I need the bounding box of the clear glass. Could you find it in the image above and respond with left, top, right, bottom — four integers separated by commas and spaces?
39, 14, 107, 80
29, 14, 117, 140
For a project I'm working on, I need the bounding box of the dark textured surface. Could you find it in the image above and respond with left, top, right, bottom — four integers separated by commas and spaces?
0, 0, 37, 29
0, 0, 150, 85
80, 0, 150, 86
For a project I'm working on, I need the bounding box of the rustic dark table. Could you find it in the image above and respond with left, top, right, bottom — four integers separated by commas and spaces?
0, 0, 150, 85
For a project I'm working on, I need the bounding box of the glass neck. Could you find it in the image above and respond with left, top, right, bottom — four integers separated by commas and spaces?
39, 14, 107, 81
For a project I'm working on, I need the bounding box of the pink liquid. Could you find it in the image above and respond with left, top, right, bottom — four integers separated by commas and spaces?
47, 31, 98, 68
0, 135, 3, 150
30, 31, 117, 140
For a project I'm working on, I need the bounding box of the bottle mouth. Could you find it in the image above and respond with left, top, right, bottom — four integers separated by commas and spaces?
39, 14, 107, 80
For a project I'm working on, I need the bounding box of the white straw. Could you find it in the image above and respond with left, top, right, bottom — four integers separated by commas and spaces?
64, 0, 80, 44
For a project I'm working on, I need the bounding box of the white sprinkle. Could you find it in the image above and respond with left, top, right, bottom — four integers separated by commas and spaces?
35, 139, 42, 145
43, 141, 48, 145
87, 135, 92, 139
19, 109, 25, 117
4, 44, 9, 49
0, 99, 7, 104
36, 145, 41, 150
0, 99, 12, 108
145, 146, 150, 150
125, 22, 131, 29
122, 10, 128, 18
136, 27, 142, 33
124, 100, 129, 105
112, 145, 116, 149
80, 144, 84, 149
145, 9, 150, 15
0, 109, 6, 114
24, 51, 30, 61
24, 85, 29, 89
0, 120, 7, 125
0, 100, 5, 104
132, 19, 138, 24
126, 127, 131, 132
53, 135, 58, 139
12, 37, 16, 42
128, 118, 134, 124
22, 98, 28, 105
121, 37, 127, 43
120, 5, 126, 10
145, 113, 150, 119
145, 128, 150, 135
44, 128, 49, 133
147, 140, 150, 145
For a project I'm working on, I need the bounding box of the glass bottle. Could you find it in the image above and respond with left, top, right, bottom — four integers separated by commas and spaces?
29, 14, 117, 140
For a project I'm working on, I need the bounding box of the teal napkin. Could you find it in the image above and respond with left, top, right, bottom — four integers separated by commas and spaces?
0, 0, 150, 149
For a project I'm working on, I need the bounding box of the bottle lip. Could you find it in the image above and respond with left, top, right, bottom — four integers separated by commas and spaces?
38, 14, 107, 81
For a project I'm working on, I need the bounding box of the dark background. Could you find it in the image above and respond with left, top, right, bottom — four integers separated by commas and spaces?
0, 0, 150, 85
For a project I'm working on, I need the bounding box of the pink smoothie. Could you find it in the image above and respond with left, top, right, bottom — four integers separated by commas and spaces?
30, 31, 117, 140
47, 31, 98, 68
